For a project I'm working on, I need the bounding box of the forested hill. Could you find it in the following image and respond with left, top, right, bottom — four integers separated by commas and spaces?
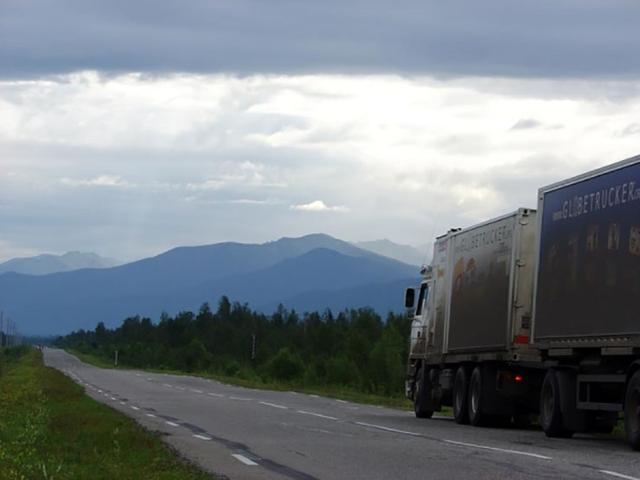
56, 297, 412, 396
0, 234, 419, 335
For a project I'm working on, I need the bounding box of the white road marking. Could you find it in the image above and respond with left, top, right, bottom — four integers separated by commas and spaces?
232, 454, 258, 466
336, 399, 348, 404
120, 402, 126, 405
444, 439, 552, 460
162, 383, 172, 388
259, 401, 288, 410
145, 413, 156, 418
130, 406, 140, 411
600, 470, 640, 480
175, 387, 186, 390
165, 421, 180, 427
109, 396, 116, 401
296, 410, 338, 421
355, 422, 421, 437
136, 373, 142, 377
208, 393, 224, 397
191, 389, 203, 394
309, 394, 319, 398
229, 396, 252, 401
193, 434, 212, 441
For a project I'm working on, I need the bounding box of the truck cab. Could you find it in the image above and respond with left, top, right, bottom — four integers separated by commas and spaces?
404, 265, 434, 397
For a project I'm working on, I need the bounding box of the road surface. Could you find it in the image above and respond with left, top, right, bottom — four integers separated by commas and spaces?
44, 348, 640, 480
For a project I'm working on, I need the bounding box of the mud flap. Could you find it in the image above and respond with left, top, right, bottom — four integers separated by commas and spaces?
479, 364, 515, 417
555, 369, 587, 433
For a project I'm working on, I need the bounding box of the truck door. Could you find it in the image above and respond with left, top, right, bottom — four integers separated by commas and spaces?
410, 282, 430, 356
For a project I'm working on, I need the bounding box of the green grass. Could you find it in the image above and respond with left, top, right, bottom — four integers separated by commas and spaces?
67, 349, 452, 414
0, 347, 213, 480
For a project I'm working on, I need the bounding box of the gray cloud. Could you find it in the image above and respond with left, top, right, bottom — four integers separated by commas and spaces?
2, 1, 640, 79
511, 118, 542, 130
621, 123, 640, 136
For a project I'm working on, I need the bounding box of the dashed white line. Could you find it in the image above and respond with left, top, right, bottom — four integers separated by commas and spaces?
309, 394, 319, 398
208, 393, 224, 397
296, 410, 338, 421
130, 406, 140, 411
191, 389, 203, 394
336, 399, 348, 404
193, 434, 212, 441
229, 396, 252, 401
119, 402, 126, 405
444, 439, 552, 460
355, 422, 421, 437
162, 383, 172, 388
232, 454, 258, 466
259, 401, 288, 410
145, 413, 157, 418
600, 470, 640, 480
165, 421, 180, 427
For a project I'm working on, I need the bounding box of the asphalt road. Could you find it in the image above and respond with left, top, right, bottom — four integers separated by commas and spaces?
44, 348, 640, 480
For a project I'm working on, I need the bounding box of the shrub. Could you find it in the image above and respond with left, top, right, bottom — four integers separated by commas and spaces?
267, 348, 304, 382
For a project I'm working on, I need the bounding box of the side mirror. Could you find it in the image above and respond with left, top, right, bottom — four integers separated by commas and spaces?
404, 288, 415, 309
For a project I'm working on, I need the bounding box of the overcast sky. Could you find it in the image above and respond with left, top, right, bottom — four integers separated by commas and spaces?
1, 1, 640, 262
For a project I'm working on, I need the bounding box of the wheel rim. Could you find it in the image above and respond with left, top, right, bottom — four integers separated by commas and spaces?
455, 386, 462, 414
471, 381, 479, 415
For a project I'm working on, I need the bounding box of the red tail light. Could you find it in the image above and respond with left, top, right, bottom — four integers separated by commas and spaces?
514, 374, 524, 383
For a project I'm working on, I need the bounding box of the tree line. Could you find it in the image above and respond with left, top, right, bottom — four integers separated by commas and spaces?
55, 297, 412, 396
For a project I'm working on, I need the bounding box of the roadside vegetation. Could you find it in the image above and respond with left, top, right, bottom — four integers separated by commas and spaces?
0, 346, 212, 479
56, 297, 414, 408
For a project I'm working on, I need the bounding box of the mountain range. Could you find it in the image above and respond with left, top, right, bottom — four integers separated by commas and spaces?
0, 234, 419, 335
0, 251, 119, 276
353, 239, 428, 266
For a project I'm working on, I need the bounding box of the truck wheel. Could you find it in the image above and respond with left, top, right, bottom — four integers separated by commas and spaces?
624, 370, 640, 450
453, 367, 469, 424
540, 370, 573, 438
414, 366, 434, 419
468, 366, 487, 426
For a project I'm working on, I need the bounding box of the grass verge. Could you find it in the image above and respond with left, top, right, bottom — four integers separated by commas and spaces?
0, 346, 213, 480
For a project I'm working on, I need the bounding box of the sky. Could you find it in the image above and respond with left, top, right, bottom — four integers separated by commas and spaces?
1, 0, 640, 262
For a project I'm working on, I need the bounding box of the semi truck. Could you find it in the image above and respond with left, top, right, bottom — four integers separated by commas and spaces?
404, 154, 640, 450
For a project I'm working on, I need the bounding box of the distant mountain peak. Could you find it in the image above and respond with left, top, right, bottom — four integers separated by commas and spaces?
353, 239, 429, 266
0, 251, 120, 276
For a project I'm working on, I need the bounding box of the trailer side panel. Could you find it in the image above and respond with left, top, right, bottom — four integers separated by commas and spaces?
535, 160, 640, 342
446, 214, 516, 352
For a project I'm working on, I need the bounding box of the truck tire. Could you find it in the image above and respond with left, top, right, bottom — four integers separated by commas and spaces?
540, 370, 573, 438
468, 366, 487, 426
414, 366, 434, 419
453, 367, 470, 424
624, 370, 640, 450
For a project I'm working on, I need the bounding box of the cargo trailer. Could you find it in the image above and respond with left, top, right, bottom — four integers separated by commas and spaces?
405, 154, 640, 449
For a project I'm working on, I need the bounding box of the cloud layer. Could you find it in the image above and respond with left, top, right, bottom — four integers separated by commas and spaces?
2, 72, 639, 262
2, 1, 640, 79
